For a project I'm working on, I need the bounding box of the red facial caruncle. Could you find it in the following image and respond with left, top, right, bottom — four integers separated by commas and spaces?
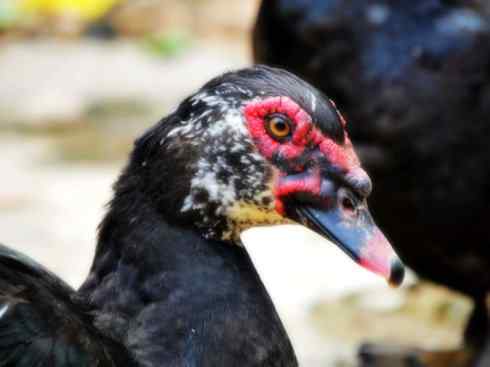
243, 96, 363, 215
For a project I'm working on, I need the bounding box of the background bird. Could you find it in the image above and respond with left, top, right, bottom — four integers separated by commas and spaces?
0, 66, 403, 366
253, 0, 490, 365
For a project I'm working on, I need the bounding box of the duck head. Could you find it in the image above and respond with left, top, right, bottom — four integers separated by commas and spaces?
130, 66, 404, 286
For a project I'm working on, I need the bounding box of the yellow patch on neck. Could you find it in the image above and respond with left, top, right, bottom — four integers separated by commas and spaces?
224, 200, 292, 241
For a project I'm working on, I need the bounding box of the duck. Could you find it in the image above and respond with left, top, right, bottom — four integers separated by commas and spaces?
253, 1, 490, 365
0, 66, 404, 367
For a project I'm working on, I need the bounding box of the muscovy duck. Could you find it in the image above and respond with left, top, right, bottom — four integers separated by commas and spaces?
0, 66, 404, 366
253, 0, 490, 365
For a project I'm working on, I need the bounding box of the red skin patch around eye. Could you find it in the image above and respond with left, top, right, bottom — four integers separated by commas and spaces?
244, 96, 361, 215
273, 170, 322, 215
318, 135, 360, 170
245, 96, 311, 161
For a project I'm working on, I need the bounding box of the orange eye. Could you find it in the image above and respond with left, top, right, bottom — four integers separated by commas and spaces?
266, 114, 292, 141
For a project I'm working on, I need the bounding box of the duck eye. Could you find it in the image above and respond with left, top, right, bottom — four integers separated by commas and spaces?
265, 114, 292, 141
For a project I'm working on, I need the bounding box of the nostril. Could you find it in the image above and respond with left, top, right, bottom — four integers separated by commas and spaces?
341, 197, 356, 212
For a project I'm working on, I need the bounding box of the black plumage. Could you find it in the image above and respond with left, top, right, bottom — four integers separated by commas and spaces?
253, 0, 490, 363
0, 66, 401, 366
0, 244, 134, 366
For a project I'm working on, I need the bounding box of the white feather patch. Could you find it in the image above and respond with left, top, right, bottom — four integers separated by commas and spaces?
0, 304, 9, 319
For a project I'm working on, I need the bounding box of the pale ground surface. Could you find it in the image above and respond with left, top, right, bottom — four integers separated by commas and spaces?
0, 40, 462, 367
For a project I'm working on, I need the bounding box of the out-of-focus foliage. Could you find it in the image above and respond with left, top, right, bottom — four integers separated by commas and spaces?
142, 32, 192, 58
0, 0, 21, 28
0, 0, 258, 38
19, 0, 120, 20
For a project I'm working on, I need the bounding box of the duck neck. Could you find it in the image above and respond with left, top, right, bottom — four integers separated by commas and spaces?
77, 176, 297, 366
79, 184, 225, 302
77, 185, 250, 329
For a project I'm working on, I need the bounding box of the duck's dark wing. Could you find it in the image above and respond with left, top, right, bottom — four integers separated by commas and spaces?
0, 243, 133, 367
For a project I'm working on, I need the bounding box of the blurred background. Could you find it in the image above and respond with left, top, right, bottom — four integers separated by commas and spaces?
0, 1, 472, 365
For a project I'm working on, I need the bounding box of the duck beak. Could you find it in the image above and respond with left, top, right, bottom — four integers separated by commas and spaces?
284, 176, 404, 287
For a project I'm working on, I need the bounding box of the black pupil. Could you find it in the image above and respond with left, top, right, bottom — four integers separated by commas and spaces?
274, 119, 287, 132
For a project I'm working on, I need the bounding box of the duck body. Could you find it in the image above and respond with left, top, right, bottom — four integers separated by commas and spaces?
0, 230, 295, 367
0, 66, 403, 366
254, 0, 490, 299
0, 242, 137, 366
